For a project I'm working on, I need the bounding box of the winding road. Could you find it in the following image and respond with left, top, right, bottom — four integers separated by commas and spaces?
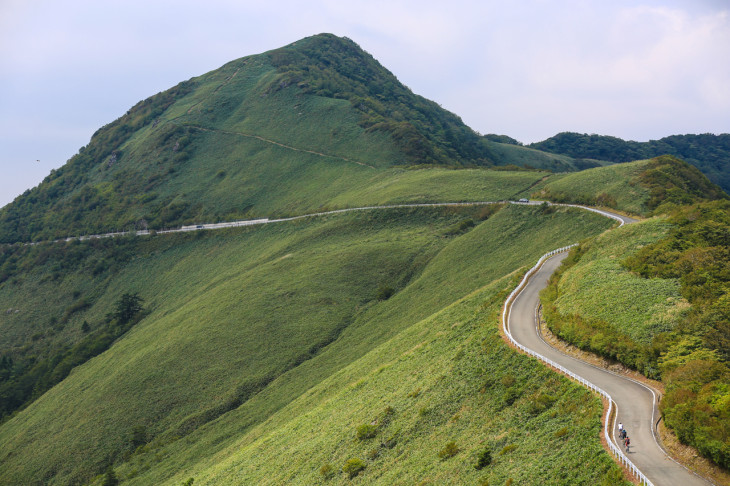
504, 211, 712, 486
20, 198, 715, 483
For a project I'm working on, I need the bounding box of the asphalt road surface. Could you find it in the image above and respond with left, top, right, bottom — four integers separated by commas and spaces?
506, 252, 711, 486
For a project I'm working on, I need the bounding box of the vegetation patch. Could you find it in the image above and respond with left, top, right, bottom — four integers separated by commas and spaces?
528, 131, 730, 194
542, 201, 730, 469
437, 441, 459, 460
342, 457, 367, 478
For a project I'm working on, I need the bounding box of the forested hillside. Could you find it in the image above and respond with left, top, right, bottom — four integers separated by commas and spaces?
529, 132, 730, 194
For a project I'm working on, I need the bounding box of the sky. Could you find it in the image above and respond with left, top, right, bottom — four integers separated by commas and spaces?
1, 0, 729, 208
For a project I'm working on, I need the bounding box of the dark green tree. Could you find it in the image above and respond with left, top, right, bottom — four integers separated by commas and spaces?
102, 465, 118, 486
110, 292, 144, 325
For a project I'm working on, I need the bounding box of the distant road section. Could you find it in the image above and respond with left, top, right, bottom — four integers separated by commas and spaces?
39, 200, 630, 246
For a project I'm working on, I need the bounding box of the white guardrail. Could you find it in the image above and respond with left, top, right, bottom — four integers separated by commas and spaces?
501, 245, 654, 486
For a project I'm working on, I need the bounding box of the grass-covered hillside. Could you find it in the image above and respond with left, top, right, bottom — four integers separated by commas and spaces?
0, 34, 591, 245
0, 204, 619, 485
541, 200, 730, 469
532, 155, 727, 216
529, 132, 730, 194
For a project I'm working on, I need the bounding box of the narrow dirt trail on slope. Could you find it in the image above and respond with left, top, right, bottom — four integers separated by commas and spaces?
187, 125, 377, 169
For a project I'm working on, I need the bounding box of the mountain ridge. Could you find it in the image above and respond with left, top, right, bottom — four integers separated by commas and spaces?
527, 131, 730, 194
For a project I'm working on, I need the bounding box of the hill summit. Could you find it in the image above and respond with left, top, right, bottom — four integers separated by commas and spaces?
0, 34, 503, 243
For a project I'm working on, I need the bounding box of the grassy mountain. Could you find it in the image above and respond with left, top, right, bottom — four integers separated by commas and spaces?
0, 34, 593, 245
529, 132, 730, 194
2, 32, 724, 485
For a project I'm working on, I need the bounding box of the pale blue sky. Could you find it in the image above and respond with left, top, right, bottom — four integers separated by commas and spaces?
1, 0, 728, 208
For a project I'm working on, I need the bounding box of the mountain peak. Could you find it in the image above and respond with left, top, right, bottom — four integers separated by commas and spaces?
0, 34, 495, 243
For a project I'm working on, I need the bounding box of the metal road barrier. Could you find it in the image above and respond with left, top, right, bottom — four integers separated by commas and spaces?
501, 245, 653, 486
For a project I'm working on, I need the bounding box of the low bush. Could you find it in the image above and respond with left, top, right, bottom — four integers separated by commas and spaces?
438, 441, 459, 460
355, 424, 377, 440
342, 458, 366, 479
319, 463, 334, 479
376, 284, 394, 301
500, 444, 517, 455
474, 447, 492, 470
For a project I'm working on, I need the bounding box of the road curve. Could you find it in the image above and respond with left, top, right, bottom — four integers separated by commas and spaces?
505, 251, 711, 486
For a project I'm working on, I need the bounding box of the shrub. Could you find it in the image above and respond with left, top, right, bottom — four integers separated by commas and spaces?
502, 387, 520, 406
380, 405, 395, 425
500, 444, 517, 455
319, 463, 334, 479
382, 430, 399, 449
356, 424, 377, 440
130, 425, 148, 450
342, 458, 366, 479
102, 466, 118, 486
376, 284, 394, 301
438, 441, 459, 460
474, 447, 492, 469
527, 392, 557, 415
109, 292, 144, 325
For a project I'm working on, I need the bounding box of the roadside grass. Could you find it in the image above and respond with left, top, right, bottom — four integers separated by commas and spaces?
141, 273, 627, 485
328, 168, 547, 207
532, 159, 652, 215
552, 217, 685, 345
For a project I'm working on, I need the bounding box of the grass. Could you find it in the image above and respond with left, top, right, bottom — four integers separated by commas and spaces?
531, 159, 652, 215
482, 139, 589, 172
0, 205, 616, 485
137, 268, 625, 485
552, 217, 686, 345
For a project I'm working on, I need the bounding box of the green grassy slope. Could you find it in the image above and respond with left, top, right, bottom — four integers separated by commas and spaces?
531, 159, 650, 214
0, 34, 590, 244
0, 205, 615, 485
532, 156, 727, 216
483, 139, 608, 172
548, 218, 685, 349
167, 276, 626, 485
